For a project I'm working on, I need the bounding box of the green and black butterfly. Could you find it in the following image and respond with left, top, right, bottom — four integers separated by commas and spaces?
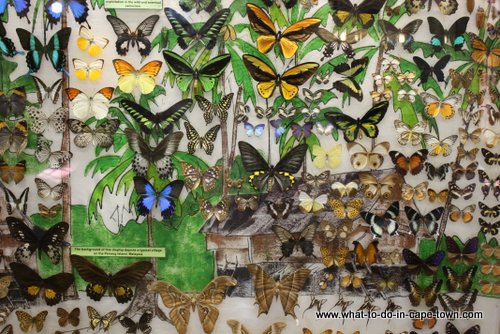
238, 141, 307, 192
184, 122, 220, 155
164, 7, 229, 50
163, 50, 231, 94
195, 93, 233, 124
120, 98, 193, 134
16, 28, 72, 74
331, 57, 368, 101
179, 0, 216, 13
325, 101, 389, 142
328, 0, 386, 29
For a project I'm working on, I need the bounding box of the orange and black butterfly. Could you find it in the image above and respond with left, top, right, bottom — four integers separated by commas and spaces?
443, 266, 477, 292
70, 255, 152, 303
246, 4, 320, 58
328, 0, 386, 28
468, 33, 500, 68
389, 149, 428, 176
353, 240, 378, 267
10, 262, 74, 306
405, 279, 442, 307
0, 159, 26, 184
412, 306, 438, 330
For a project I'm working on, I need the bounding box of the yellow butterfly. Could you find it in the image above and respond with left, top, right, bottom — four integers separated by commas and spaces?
0, 275, 12, 299
298, 191, 328, 213
112, 59, 162, 95
329, 198, 363, 219
312, 144, 342, 169
423, 134, 458, 156
243, 54, 318, 100
72, 58, 104, 81
227, 320, 286, 334
321, 245, 349, 268
16, 310, 48, 333
77, 26, 109, 56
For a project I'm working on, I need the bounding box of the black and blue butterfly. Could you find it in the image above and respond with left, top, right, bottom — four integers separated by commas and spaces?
133, 177, 184, 220
0, 22, 22, 57
427, 16, 469, 52
44, 0, 89, 28
16, 27, 71, 74
0, 0, 30, 21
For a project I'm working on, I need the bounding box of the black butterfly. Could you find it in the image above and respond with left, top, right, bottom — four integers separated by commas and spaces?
479, 218, 499, 235
413, 55, 450, 85
482, 148, 500, 165
0, 87, 26, 119
379, 19, 423, 50
361, 201, 399, 238
238, 141, 307, 192
195, 93, 233, 124
106, 15, 159, 56
70, 255, 153, 303
120, 99, 192, 135
445, 322, 480, 334
184, 122, 220, 155
272, 224, 316, 260
479, 202, 500, 218
118, 311, 153, 334
406, 279, 442, 306
328, 0, 386, 29
0, 22, 21, 57
445, 236, 478, 265
478, 170, 500, 200
424, 162, 450, 181
179, 0, 216, 13
165, 7, 229, 50
263, 0, 297, 8
403, 249, 445, 276
10, 262, 74, 306
6, 216, 69, 264
265, 199, 293, 219
428, 16, 469, 52
331, 57, 368, 101
438, 290, 478, 313
405, 206, 444, 236
125, 128, 183, 179
316, 28, 367, 59
450, 183, 476, 200
31, 76, 62, 104
3, 186, 29, 215
443, 266, 477, 292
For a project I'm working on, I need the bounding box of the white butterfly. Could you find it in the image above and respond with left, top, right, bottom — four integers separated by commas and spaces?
34, 178, 67, 200
77, 26, 109, 56
35, 136, 73, 169
394, 119, 427, 146
398, 89, 417, 102
66, 87, 114, 120
298, 191, 328, 213
316, 122, 334, 136
27, 106, 67, 134
72, 58, 104, 81
423, 134, 458, 157
31, 76, 63, 104
372, 73, 393, 87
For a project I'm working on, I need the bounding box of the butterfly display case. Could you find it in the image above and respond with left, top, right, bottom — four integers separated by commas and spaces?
0, 0, 499, 333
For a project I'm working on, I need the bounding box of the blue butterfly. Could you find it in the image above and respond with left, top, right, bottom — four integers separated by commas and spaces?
45, 0, 89, 27
270, 119, 285, 138
244, 122, 265, 137
0, 0, 31, 21
133, 177, 184, 220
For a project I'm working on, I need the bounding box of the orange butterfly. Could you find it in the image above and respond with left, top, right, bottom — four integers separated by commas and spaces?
469, 33, 500, 68
389, 149, 428, 176
353, 240, 378, 267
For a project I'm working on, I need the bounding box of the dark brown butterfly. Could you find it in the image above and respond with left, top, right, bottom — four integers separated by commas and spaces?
271, 224, 316, 260
450, 183, 476, 200
70, 255, 152, 303
265, 199, 293, 219
445, 236, 478, 265
450, 161, 478, 180
0, 160, 26, 184
118, 311, 153, 334
405, 279, 442, 306
57, 308, 80, 327
443, 266, 477, 292
403, 249, 445, 276
438, 290, 478, 313
424, 162, 450, 181
479, 202, 500, 218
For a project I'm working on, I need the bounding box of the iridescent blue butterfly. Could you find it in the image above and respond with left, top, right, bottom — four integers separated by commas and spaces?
45, 0, 89, 28
270, 119, 285, 138
244, 122, 265, 137
0, 0, 31, 21
133, 177, 184, 220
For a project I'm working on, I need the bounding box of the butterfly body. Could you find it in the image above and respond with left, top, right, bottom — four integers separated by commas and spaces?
45, 0, 88, 26
3, 186, 29, 215
134, 177, 184, 219
379, 19, 423, 50
184, 122, 220, 155
389, 149, 428, 176
438, 290, 478, 313
66, 87, 114, 120
119, 311, 153, 334
87, 306, 117, 331
406, 279, 442, 306
35, 135, 73, 169
68, 118, 120, 149
443, 266, 477, 292
405, 206, 444, 236
15, 310, 48, 333
0, 159, 25, 184
0, 120, 28, 155
77, 26, 109, 56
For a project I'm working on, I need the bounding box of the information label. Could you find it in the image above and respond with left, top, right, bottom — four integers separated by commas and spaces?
71, 247, 165, 258
105, 0, 163, 10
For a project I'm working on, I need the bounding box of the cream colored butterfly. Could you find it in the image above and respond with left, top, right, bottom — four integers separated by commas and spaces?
298, 191, 328, 213
77, 26, 109, 56
483, 129, 500, 148
113, 59, 162, 95
312, 144, 342, 169
394, 119, 427, 146
346, 141, 389, 170
65, 87, 114, 120
423, 134, 458, 156
72, 58, 104, 81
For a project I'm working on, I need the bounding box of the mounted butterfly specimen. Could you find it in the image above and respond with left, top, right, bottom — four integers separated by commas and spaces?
0, 159, 26, 184
57, 307, 80, 327
361, 201, 399, 238
106, 15, 159, 56
148, 276, 237, 334
478, 170, 500, 200
394, 119, 427, 146
120, 98, 192, 134
227, 320, 286, 334
479, 218, 499, 235
449, 204, 476, 223
246, 4, 320, 58
34, 177, 67, 200
234, 195, 259, 212
66, 87, 114, 120
70, 255, 152, 303
468, 33, 500, 68
45, 0, 89, 27
165, 7, 229, 50
346, 141, 389, 170
425, 162, 450, 181
405, 206, 444, 236
389, 149, 428, 176
72, 58, 104, 81
77, 25, 109, 56
10, 262, 74, 306
0, 22, 22, 57
179, 0, 216, 13
427, 16, 469, 52
31, 76, 62, 104
16, 28, 71, 74
184, 122, 220, 155
325, 101, 389, 142
15, 310, 48, 333
0, 0, 30, 21
3, 186, 29, 215
87, 306, 117, 331
242, 54, 318, 100
450, 183, 476, 200
403, 249, 445, 276
0, 120, 28, 155
133, 177, 184, 220
482, 148, 500, 165
272, 224, 316, 260
353, 240, 378, 268
35, 135, 73, 169
358, 172, 400, 199
68, 119, 120, 149
163, 51, 230, 94
316, 27, 367, 59
118, 311, 153, 334
27, 106, 67, 134
438, 290, 478, 313
328, 0, 386, 28
265, 199, 293, 219
181, 162, 221, 192
6, 216, 68, 264
247, 264, 310, 319
195, 93, 233, 124
401, 181, 428, 201
443, 266, 477, 292
331, 57, 368, 101
446, 236, 478, 265
445, 322, 480, 334
379, 19, 423, 50
413, 55, 451, 85
405, 279, 442, 306
38, 203, 62, 219
0, 87, 26, 119
423, 134, 458, 157
238, 141, 307, 192
113, 59, 162, 95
